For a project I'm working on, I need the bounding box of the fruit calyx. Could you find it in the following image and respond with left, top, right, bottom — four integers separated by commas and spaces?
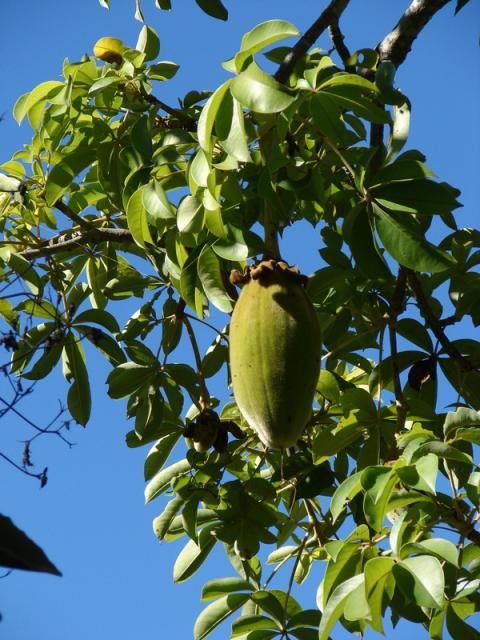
229, 259, 308, 288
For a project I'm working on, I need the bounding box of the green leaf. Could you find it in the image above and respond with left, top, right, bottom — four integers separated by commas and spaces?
364, 557, 395, 633
231, 62, 296, 114
107, 362, 157, 399
197, 81, 231, 154
145, 459, 191, 504
45, 150, 96, 206
322, 540, 362, 607
63, 334, 91, 426
136, 24, 160, 61
362, 467, 398, 532
73, 309, 120, 334
194, 593, 250, 639
318, 575, 364, 640
249, 591, 285, 625
321, 85, 390, 124
7, 253, 43, 296
142, 180, 175, 220
144, 431, 181, 480
189, 149, 210, 190
373, 203, 455, 273
216, 94, 252, 162
212, 225, 263, 261
402, 538, 459, 567
446, 605, 479, 640
412, 440, 472, 465
88, 76, 122, 95
330, 471, 363, 523
127, 186, 154, 247
397, 453, 438, 494
310, 93, 349, 145
131, 115, 153, 161
396, 318, 434, 353
231, 615, 279, 637
201, 577, 253, 601
316, 369, 340, 404
195, 0, 228, 20
444, 406, 480, 437
177, 195, 205, 233
22, 343, 63, 381
152, 495, 184, 541
313, 422, 366, 463
198, 245, 233, 312
371, 180, 461, 215
394, 555, 445, 609
0, 515, 61, 576
344, 205, 391, 280
13, 81, 64, 124
173, 524, 217, 583
149, 61, 179, 80
134, 0, 144, 21
0, 298, 18, 327
235, 19, 299, 70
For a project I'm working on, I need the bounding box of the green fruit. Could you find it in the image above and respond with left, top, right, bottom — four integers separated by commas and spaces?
229, 266, 321, 449
93, 37, 125, 64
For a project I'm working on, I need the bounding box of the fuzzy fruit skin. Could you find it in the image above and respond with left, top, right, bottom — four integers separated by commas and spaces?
93, 37, 125, 64
229, 270, 321, 449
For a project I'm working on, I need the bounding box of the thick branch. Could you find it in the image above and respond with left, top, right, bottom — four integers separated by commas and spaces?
19, 227, 133, 259
406, 270, 473, 371
55, 200, 91, 230
377, 0, 452, 66
274, 0, 351, 83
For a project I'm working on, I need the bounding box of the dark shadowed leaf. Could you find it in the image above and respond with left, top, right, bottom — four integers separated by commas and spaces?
0, 515, 61, 576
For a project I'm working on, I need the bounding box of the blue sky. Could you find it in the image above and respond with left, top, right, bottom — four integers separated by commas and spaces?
1, 1, 479, 639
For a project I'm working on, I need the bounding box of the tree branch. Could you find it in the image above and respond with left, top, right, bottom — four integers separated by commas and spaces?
54, 200, 91, 230
328, 18, 353, 71
274, 0, 351, 83
19, 227, 133, 259
377, 0, 452, 66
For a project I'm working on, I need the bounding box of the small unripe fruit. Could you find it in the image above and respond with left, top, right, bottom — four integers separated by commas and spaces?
229, 264, 321, 449
93, 37, 125, 64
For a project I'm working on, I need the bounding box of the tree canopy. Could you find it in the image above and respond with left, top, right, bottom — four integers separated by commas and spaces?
1, 0, 479, 638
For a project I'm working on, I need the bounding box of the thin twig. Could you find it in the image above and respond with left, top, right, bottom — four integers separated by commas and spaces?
274, 0, 351, 84
328, 18, 353, 70
0, 451, 47, 484
55, 200, 91, 230
303, 498, 327, 545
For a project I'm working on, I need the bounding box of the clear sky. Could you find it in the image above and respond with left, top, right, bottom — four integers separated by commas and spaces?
1, 1, 479, 639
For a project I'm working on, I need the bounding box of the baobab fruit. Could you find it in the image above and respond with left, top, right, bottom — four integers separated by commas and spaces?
229, 261, 320, 449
